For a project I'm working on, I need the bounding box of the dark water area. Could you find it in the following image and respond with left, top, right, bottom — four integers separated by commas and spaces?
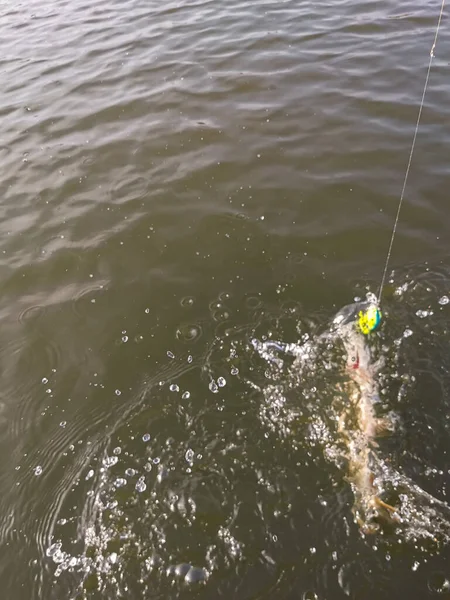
1, 0, 450, 598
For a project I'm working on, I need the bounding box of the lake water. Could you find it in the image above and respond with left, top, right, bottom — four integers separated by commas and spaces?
1, 0, 450, 598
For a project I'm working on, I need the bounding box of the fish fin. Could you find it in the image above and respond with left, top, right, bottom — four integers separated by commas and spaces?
375, 417, 395, 437
373, 497, 402, 524
372, 356, 385, 371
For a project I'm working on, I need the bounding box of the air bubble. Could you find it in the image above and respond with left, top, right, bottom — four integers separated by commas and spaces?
439, 296, 449, 306
217, 377, 226, 387
182, 391, 190, 400
169, 384, 179, 392
34, 465, 43, 476
142, 433, 151, 442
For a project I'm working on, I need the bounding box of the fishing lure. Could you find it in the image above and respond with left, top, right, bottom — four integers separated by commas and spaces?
357, 304, 381, 335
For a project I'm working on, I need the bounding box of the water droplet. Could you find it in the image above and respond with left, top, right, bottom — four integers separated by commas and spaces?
217, 377, 226, 388
167, 351, 175, 359
115, 389, 121, 396
416, 309, 433, 318
109, 552, 118, 564
122, 335, 128, 343
136, 477, 147, 493
113, 447, 121, 455
209, 380, 218, 393
185, 448, 194, 462
153, 457, 160, 465
46, 542, 62, 558
181, 296, 195, 307
145, 308, 150, 314
169, 384, 179, 392
34, 465, 43, 476
103, 456, 118, 468
182, 391, 190, 400
42, 377, 48, 384
142, 433, 151, 442
187, 355, 193, 363
86, 469, 94, 480
439, 296, 449, 306
114, 478, 127, 488
125, 468, 136, 477
403, 328, 413, 338
59, 421, 66, 428
231, 367, 239, 375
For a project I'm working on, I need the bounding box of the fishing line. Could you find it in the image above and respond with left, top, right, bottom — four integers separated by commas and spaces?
377, 0, 446, 305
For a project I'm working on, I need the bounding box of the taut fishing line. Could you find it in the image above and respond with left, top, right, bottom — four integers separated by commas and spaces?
377, 0, 446, 305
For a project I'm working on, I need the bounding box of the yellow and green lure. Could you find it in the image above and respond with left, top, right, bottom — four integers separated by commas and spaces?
357, 304, 382, 335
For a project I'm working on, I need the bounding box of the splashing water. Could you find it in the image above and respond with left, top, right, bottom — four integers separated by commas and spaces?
40, 272, 450, 598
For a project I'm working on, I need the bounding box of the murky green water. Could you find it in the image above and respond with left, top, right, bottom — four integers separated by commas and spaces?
1, 1, 450, 598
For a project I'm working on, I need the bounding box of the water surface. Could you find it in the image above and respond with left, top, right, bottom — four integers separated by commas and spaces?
1, 0, 450, 598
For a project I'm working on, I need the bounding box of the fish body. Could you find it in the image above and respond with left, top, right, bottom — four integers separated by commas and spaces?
252, 297, 397, 532
335, 302, 397, 532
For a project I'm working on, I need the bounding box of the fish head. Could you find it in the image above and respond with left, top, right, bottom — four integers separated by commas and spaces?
340, 323, 372, 377
331, 294, 380, 335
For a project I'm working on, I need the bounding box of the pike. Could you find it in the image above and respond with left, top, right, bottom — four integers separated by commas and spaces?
332, 300, 400, 533
252, 295, 400, 533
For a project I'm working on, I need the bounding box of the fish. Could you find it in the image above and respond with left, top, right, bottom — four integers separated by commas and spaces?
252, 297, 400, 533
252, 298, 450, 541
333, 301, 400, 533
